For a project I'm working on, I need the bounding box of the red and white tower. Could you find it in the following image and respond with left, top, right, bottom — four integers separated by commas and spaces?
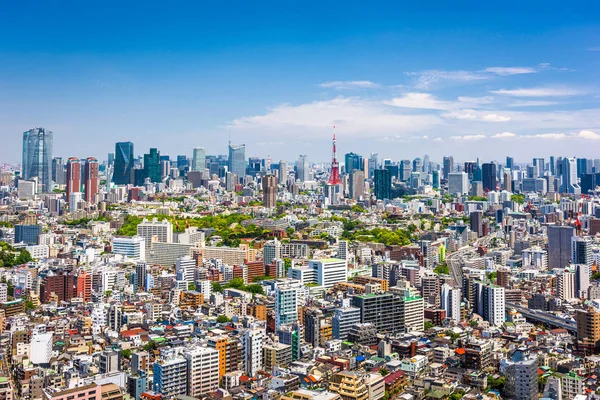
328, 126, 342, 185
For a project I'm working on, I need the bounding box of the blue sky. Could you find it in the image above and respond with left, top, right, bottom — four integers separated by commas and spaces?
1, 1, 600, 164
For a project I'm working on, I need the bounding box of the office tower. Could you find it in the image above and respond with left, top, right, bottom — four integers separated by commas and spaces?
263, 239, 281, 266
76, 271, 92, 302
66, 158, 81, 202
575, 264, 591, 299
368, 153, 378, 178
191, 147, 206, 172
184, 347, 220, 397
100, 350, 120, 374
113, 236, 146, 261
262, 175, 277, 208
447, 172, 469, 195
481, 163, 497, 192
549, 156, 556, 175
506, 156, 514, 170
278, 160, 288, 184
40, 269, 76, 303
422, 154, 430, 173
22, 127, 53, 193
228, 143, 246, 178
576, 158, 589, 177
332, 306, 361, 340
576, 307, 600, 350
84, 157, 99, 203
533, 158, 545, 177
114, 142, 134, 185
548, 225, 575, 269
470, 211, 483, 237
441, 284, 461, 324
247, 157, 262, 176
442, 156, 454, 180
409, 172, 421, 188
556, 270, 575, 300
297, 155, 309, 182
349, 170, 365, 199
475, 282, 505, 326
559, 157, 581, 194
176, 155, 189, 174
400, 160, 412, 181
412, 157, 422, 173
463, 161, 476, 179
572, 236, 592, 266
69, 191, 83, 212
275, 283, 299, 329
353, 293, 404, 333
374, 169, 391, 200
432, 170, 440, 189
243, 329, 264, 377
153, 352, 188, 397
15, 224, 41, 245
345, 152, 363, 174
137, 218, 174, 252
52, 157, 66, 185
143, 148, 161, 183
308, 258, 348, 288
176, 256, 196, 283
503, 171, 512, 192
522, 178, 547, 193
337, 240, 348, 261
135, 262, 147, 290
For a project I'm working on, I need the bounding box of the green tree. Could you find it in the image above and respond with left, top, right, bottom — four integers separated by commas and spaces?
24, 300, 36, 310
120, 349, 132, 359
216, 315, 231, 323
188, 282, 196, 291
511, 194, 525, 204
379, 367, 390, 377
433, 264, 450, 275
283, 258, 292, 270
211, 282, 224, 293
424, 321, 435, 330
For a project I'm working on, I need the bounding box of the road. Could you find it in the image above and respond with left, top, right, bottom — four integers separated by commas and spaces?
447, 235, 494, 285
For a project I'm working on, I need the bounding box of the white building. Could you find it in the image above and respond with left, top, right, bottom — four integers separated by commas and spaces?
196, 280, 212, 299
25, 244, 49, 259
308, 258, 348, 288
0, 283, 7, 303
275, 283, 299, 329
244, 329, 264, 377
69, 192, 83, 212
441, 284, 461, 324
263, 239, 282, 266
522, 246, 548, 269
176, 256, 196, 283
137, 218, 173, 252
557, 270, 576, 301
112, 236, 146, 261
30, 333, 53, 365
448, 172, 469, 196
184, 346, 220, 397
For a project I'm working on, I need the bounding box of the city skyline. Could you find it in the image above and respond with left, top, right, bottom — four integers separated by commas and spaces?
0, 2, 599, 162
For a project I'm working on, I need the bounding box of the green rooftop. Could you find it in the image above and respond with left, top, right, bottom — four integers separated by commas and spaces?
0, 377, 8, 383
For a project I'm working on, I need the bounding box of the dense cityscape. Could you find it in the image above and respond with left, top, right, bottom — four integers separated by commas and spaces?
0, 125, 599, 400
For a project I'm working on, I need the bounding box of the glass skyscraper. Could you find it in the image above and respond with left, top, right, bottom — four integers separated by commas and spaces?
192, 147, 206, 171
22, 127, 53, 193
228, 143, 246, 178
113, 142, 134, 185
144, 148, 161, 183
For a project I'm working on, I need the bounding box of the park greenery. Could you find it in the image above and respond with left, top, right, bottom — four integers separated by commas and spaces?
511, 194, 525, 204
343, 227, 412, 247
433, 264, 450, 275
211, 278, 265, 295
468, 196, 488, 202
0, 242, 33, 268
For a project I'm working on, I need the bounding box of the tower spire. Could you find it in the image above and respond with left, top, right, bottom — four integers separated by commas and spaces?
328, 125, 342, 185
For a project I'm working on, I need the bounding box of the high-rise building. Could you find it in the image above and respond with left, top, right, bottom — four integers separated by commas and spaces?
76, 271, 92, 302
442, 156, 454, 180
503, 349, 538, 400
470, 211, 483, 237
345, 152, 363, 174
191, 147, 206, 172
441, 284, 461, 324
184, 346, 220, 397
228, 143, 246, 179
308, 258, 348, 288
412, 157, 422, 173
275, 283, 299, 329
400, 160, 412, 181
297, 155, 309, 182
153, 352, 188, 397
262, 175, 277, 208
113, 236, 146, 261
52, 157, 66, 185
374, 169, 391, 200
40, 269, 76, 303
15, 224, 41, 245
349, 170, 365, 199
114, 142, 134, 185
576, 307, 600, 351
332, 306, 361, 341
432, 170, 440, 189
176, 256, 196, 283
548, 225, 575, 269
137, 218, 174, 253
559, 157, 581, 194
263, 239, 281, 266
143, 148, 161, 183
556, 270, 575, 300
84, 157, 99, 203
278, 160, 288, 184
475, 282, 505, 326
66, 158, 82, 203
22, 127, 53, 193
448, 172, 469, 195
243, 329, 264, 377
482, 163, 497, 192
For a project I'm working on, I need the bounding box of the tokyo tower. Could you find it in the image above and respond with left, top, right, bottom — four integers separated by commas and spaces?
328, 126, 342, 185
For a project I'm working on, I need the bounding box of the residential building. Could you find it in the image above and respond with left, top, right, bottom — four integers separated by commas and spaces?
184, 346, 220, 397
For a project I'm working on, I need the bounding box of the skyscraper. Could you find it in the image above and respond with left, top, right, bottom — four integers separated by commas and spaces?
66, 158, 82, 203
442, 156, 454, 180
506, 156, 514, 170
349, 170, 365, 199
345, 152, 363, 174
144, 148, 161, 183
481, 162, 497, 192
22, 127, 53, 193
84, 157, 99, 203
278, 160, 288, 184
559, 157, 581, 194
114, 142, 134, 185
297, 155, 309, 182
368, 153, 378, 178
52, 157, 66, 186
262, 175, 277, 208
548, 225, 575, 269
228, 143, 246, 179
275, 283, 299, 329
448, 172, 469, 195
191, 147, 206, 172
374, 169, 391, 200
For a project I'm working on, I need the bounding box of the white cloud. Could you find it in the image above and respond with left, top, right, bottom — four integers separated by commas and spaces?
484, 67, 537, 76
407, 70, 488, 89
528, 133, 568, 140
491, 87, 584, 97
575, 130, 600, 140
319, 80, 379, 89
507, 100, 560, 107
491, 132, 517, 138
442, 110, 478, 120
482, 113, 511, 122
451, 134, 486, 141
384, 93, 453, 110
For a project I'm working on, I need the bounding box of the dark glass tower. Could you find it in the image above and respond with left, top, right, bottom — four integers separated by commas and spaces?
22, 127, 53, 193
374, 168, 392, 200
144, 148, 161, 183
344, 152, 363, 174
482, 163, 497, 192
113, 142, 134, 185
